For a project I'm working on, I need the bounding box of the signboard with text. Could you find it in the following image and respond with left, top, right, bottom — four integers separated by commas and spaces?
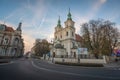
78, 48, 88, 54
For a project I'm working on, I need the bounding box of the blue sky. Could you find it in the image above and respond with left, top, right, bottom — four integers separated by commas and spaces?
0, 0, 120, 52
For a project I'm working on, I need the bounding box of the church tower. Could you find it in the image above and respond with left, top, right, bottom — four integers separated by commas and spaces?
51, 9, 79, 58
64, 8, 75, 40
16, 22, 22, 35
54, 16, 63, 41
63, 8, 76, 56
17, 22, 22, 31
64, 8, 75, 28
55, 16, 62, 32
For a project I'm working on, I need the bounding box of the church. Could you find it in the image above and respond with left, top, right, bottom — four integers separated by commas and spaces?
0, 22, 24, 58
50, 9, 82, 58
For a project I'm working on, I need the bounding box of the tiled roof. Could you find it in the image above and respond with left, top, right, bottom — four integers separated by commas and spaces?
5, 27, 14, 32
75, 34, 82, 42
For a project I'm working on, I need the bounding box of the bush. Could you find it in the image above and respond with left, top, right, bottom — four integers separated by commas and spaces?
55, 62, 103, 67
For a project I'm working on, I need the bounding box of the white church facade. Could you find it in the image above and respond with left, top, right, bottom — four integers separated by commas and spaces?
50, 10, 82, 58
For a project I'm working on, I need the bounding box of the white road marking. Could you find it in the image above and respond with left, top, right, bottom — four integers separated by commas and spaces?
113, 68, 120, 70
31, 61, 120, 79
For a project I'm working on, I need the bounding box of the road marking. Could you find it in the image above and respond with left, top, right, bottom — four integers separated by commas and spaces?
31, 61, 120, 79
113, 68, 120, 70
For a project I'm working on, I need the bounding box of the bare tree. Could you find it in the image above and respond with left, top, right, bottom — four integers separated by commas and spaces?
33, 39, 50, 57
81, 19, 119, 58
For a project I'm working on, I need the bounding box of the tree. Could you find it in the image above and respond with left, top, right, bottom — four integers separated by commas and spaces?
81, 19, 119, 57
33, 39, 50, 57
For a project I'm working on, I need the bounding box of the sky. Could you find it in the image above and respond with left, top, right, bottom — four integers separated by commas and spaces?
0, 0, 120, 53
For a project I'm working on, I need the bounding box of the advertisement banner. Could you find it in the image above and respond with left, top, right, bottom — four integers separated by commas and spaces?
78, 48, 88, 54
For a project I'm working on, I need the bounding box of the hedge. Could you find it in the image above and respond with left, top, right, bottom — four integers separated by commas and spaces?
55, 61, 104, 67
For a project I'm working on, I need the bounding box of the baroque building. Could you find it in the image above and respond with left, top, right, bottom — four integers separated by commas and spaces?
50, 9, 82, 58
0, 22, 24, 58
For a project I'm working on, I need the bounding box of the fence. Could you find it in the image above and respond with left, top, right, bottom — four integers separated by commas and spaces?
46, 56, 107, 64
51, 54, 103, 59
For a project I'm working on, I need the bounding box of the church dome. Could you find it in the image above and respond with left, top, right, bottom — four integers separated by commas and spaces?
55, 43, 64, 49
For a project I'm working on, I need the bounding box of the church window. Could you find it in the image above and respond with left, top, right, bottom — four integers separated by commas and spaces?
66, 52, 68, 58
61, 35, 62, 39
74, 52, 76, 58
72, 32, 74, 36
66, 32, 68, 36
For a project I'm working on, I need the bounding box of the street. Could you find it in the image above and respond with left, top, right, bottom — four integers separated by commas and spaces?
0, 58, 120, 80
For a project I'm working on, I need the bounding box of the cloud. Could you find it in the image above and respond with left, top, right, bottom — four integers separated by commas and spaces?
0, 20, 35, 53
116, 24, 120, 30
87, 0, 107, 19
0, 20, 16, 28
73, 15, 89, 34
1, 0, 110, 53
1, 0, 51, 53
100, 0, 107, 3
22, 33, 35, 53
74, 0, 107, 34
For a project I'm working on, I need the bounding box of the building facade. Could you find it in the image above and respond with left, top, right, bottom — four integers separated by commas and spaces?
0, 22, 24, 58
50, 10, 82, 58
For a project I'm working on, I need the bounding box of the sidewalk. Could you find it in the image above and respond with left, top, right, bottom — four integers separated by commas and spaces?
0, 59, 11, 63
104, 61, 120, 68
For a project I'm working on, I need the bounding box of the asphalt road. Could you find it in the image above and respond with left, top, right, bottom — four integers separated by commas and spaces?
0, 58, 120, 80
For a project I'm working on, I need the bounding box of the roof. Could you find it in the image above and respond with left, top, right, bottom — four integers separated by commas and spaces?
0, 23, 15, 32
5, 27, 14, 32
75, 34, 82, 42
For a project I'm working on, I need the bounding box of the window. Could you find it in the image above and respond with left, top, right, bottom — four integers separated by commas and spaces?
4, 38, 9, 45
74, 52, 76, 58
55, 36, 57, 39
14, 38, 19, 45
72, 32, 74, 36
5, 38, 8, 44
2, 47, 6, 56
66, 52, 68, 58
61, 35, 62, 39
66, 32, 68, 36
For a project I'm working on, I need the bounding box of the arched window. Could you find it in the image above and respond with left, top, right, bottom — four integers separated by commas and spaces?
1, 47, 6, 56
55, 36, 57, 39
3, 38, 9, 45
74, 52, 76, 58
72, 32, 74, 36
66, 52, 68, 58
12, 48, 17, 56
66, 31, 68, 36
14, 38, 19, 45
61, 35, 62, 39
5, 38, 9, 44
